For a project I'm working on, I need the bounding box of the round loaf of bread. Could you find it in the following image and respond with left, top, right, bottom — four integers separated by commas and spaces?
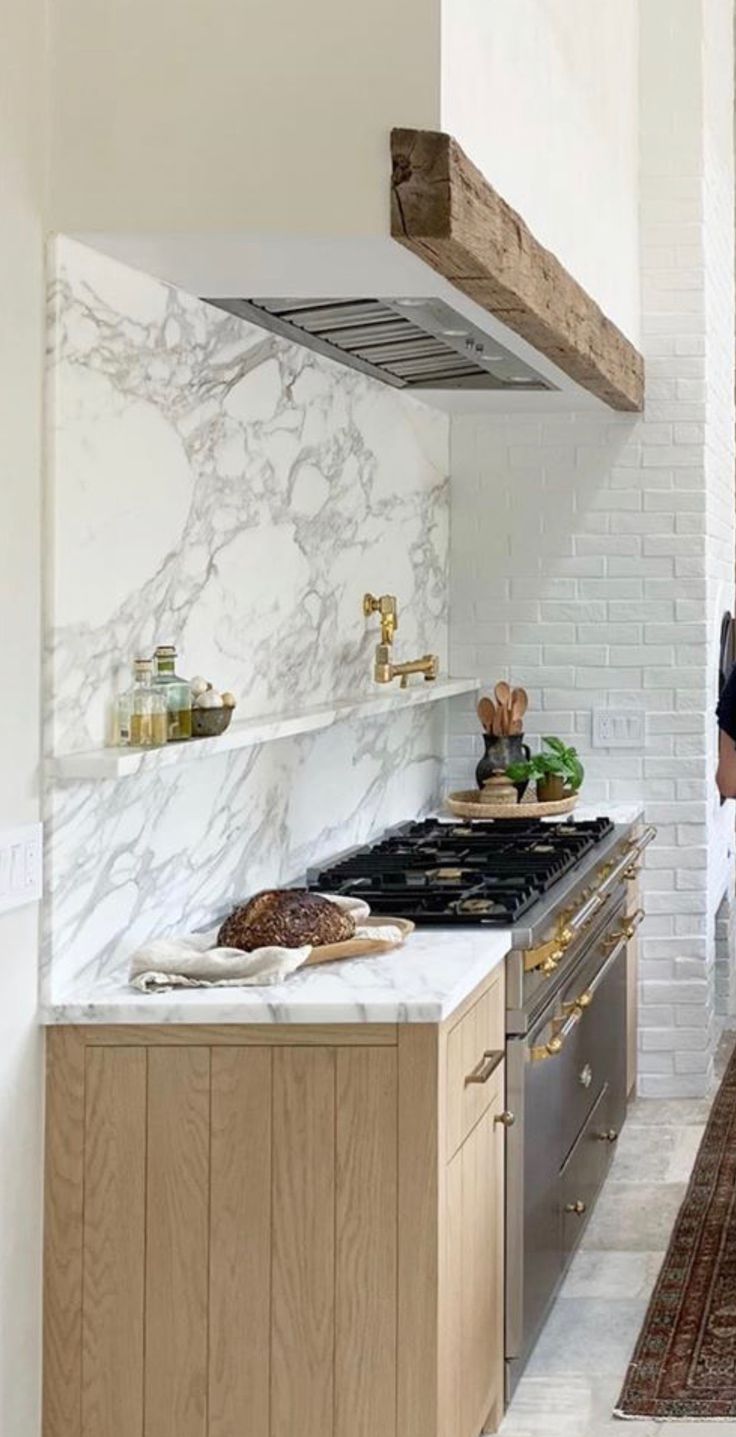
217, 889, 355, 951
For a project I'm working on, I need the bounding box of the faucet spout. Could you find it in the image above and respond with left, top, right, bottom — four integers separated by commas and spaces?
373, 646, 439, 688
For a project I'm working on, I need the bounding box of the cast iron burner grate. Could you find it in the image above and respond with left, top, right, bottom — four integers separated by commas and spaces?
308, 817, 615, 925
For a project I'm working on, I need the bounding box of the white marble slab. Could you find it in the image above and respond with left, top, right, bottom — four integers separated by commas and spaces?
41, 924, 512, 1026
43, 237, 451, 1001
51, 678, 478, 782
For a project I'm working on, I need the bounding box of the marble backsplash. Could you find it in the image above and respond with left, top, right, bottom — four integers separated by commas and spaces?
43, 237, 450, 998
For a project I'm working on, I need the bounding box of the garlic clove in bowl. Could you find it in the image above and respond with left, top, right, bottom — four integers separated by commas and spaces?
194, 688, 224, 709
221, 691, 237, 709
190, 675, 210, 698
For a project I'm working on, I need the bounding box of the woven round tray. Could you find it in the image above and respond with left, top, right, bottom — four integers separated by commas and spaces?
445, 790, 579, 820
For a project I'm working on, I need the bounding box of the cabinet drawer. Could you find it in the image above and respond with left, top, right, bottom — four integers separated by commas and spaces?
560, 1082, 617, 1260
445, 975, 505, 1158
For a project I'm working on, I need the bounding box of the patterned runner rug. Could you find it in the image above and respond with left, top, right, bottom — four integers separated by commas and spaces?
616, 1048, 736, 1420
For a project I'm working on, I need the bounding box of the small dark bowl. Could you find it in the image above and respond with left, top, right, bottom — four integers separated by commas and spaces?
191, 706, 234, 739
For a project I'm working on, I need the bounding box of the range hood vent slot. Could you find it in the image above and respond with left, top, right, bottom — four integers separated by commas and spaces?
205, 297, 555, 392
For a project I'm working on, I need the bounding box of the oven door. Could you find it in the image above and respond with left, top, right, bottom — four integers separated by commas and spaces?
505, 895, 630, 1394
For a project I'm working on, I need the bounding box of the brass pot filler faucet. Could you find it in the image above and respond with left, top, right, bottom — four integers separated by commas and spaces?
363, 592, 439, 688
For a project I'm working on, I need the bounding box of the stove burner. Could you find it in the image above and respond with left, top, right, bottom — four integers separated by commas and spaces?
309, 816, 615, 926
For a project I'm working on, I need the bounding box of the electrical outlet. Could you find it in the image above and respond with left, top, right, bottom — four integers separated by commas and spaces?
0, 822, 43, 915
592, 709, 645, 749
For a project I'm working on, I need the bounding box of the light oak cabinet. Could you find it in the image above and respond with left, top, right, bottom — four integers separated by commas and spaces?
444, 1066, 505, 1437
44, 971, 507, 1437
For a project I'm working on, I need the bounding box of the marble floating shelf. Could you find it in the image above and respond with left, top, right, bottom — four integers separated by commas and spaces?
50, 678, 479, 783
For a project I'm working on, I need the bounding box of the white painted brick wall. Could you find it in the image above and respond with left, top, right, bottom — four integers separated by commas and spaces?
447, 0, 735, 1098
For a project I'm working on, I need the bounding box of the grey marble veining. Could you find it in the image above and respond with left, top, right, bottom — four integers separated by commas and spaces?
43, 237, 450, 1000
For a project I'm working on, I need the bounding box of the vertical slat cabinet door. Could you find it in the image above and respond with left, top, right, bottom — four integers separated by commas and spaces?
44, 1029, 86, 1437
440, 1148, 463, 1437
460, 1068, 505, 1437
334, 1047, 398, 1437
82, 1047, 147, 1437
145, 1047, 211, 1437
271, 1047, 335, 1437
209, 1048, 272, 1437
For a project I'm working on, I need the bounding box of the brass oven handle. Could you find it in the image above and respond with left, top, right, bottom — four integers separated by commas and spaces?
566, 829, 655, 934
565, 913, 642, 1017
602, 908, 644, 951
465, 1049, 503, 1085
537, 903, 639, 1057
523, 829, 655, 976
530, 1005, 581, 1063
622, 825, 658, 880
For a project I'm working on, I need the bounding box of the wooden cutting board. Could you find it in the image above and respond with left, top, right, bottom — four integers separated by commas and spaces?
303, 915, 415, 966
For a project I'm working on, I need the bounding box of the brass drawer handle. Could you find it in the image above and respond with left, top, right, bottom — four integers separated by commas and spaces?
465, 1049, 503, 1085
565, 1200, 586, 1216
494, 1110, 515, 1128
596, 1128, 619, 1143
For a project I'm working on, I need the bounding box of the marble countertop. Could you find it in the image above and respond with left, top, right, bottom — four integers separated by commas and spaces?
41, 924, 513, 1027
39, 801, 645, 1029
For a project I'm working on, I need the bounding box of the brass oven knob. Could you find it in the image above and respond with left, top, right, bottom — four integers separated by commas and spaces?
596, 1128, 619, 1143
565, 1200, 586, 1215
494, 1110, 515, 1128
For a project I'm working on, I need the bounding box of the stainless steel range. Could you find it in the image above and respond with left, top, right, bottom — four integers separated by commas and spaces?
309, 815, 655, 1397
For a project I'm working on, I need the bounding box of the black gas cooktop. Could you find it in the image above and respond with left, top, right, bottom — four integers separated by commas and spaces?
308, 816, 615, 925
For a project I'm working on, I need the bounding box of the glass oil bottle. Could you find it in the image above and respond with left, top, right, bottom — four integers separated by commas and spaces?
117, 659, 168, 748
153, 645, 193, 741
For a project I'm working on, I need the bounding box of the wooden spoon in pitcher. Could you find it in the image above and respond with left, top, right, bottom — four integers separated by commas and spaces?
477, 696, 496, 733
510, 687, 528, 726
494, 680, 511, 711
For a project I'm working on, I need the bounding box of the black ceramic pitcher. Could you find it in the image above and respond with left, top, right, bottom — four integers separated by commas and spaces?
475, 733, 531, 799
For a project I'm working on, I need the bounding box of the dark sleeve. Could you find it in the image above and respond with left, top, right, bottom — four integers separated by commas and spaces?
717, 665, 736, 741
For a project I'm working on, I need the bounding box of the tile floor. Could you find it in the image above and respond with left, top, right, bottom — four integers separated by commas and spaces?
498, 1036, 736, 1437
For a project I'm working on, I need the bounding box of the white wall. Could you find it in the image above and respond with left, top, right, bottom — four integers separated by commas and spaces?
48, 0, 440, 236
447, 0, 735, 1099
441, 0, 641, 344
0, 0, 45, 1428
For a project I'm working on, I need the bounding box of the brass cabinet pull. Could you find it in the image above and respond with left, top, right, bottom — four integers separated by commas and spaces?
565, 1200, 586, 1215
465, 1049, 503, 1085
596, 1128, 619, 1143
494, 1110, 515, 1128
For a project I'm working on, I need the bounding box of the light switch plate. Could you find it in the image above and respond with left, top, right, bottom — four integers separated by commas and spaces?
0, 822, 43, 915
592, 709, 645, 749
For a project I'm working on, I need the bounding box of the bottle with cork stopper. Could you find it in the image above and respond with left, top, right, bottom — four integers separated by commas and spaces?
152, 645, 193, 741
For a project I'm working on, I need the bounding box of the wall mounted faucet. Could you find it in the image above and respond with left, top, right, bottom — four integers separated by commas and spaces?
363, 592, 439, 688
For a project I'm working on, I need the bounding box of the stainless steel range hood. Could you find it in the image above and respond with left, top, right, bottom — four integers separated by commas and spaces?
206, 295, 555, 393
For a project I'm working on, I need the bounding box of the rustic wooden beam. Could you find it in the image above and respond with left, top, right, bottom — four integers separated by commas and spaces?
390, 129, 644, 412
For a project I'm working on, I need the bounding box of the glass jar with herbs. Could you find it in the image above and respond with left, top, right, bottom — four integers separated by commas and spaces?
117, 659, 168, 748
152, 645, 193, 741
